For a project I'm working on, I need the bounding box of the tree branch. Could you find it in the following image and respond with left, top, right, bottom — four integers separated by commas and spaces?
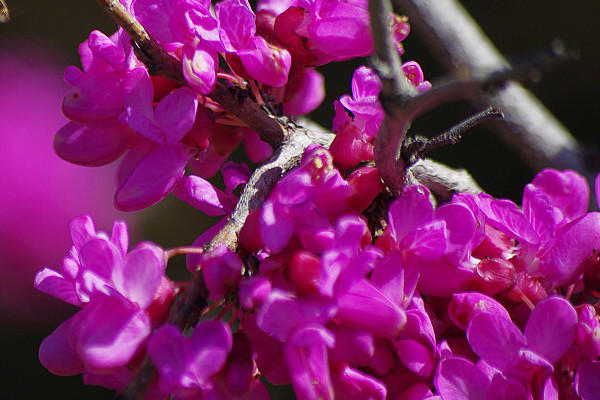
369, 0, 418, 103
393, 0, 595, 186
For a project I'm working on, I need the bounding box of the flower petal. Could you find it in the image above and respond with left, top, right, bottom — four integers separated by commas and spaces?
39, 317, 85, 376
575, 361, 600, 400
117, 242, 166, 308
434, 357, 489, 400
115, 144, 188, 211
467, 312, 525, 371
69, 294, 151, 374
173, 175, 233, 216
524, 297, 577, 364
155, 87, 198, 144
54, 122, 132, 166
34, 268, 82, 306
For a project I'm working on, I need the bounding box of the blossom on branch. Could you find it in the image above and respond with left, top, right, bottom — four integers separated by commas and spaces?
34, 0, 600, 399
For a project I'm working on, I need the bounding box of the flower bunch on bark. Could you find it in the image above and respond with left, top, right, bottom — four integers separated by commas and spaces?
36, 0, 600, 399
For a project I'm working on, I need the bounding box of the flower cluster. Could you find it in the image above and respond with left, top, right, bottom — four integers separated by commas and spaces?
36, 0, 600, 399
35, 215, 177, 389
54, 0, 421, 211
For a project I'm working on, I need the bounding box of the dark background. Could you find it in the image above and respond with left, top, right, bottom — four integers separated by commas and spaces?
1, 1, 598, 398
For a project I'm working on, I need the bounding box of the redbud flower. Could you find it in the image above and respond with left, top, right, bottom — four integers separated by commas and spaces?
147, 321, 233, 398
35, 215, 173, 377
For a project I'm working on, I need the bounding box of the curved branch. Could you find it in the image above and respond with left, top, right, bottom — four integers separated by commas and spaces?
393, 0, 593, 181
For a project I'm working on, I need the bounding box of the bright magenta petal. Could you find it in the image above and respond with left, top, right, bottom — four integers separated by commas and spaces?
34, 268, 82, 307
69, 295, 151, 374
54, 121, 132, 166
39, 317, 85, 376
434, 357, 489, 400
173, 175, 233, 216
155, 87, 198, 144
524, 297, 577, 364
575, 361, 600, 400
118, 243, 166, 308
62, 72, 124, 124
115, 144, 189, 211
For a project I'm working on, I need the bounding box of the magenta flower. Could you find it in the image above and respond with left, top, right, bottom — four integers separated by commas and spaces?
256, 290, 338, 399
117, 70, 198, 210
217, 0, 291, 87
337, 65, 384, 137
147, 321, 233, 398
384, 185, 481, 296
282, 66, 325, 116
274, 0, 374, 66
134, 0, 223, 94
330, 63, 429, 171
462, 169, 600, 288
56, 29, 199, 211
35, 215, 172, 376
467, 297, 577, 381
56, 30, 140, 167
259, 145, 353, 254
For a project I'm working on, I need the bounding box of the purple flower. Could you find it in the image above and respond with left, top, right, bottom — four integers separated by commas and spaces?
274, 0, 374, 66
217, 0, 292, 87
462, 169, 600, 288
147, 321, 233, 398
338, 66, 384, 137
259, 145, 353, 254
575, 361, 600, 400
56, 30, 139, 167
35, 215, 172, 376
466, 296, 577, 382
385, 185, 481, 296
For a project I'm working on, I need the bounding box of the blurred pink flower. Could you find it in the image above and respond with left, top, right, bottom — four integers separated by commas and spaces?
0, 44, 136, 327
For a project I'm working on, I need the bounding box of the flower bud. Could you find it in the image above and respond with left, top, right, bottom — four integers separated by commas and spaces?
470, 257, 516, 295
575, 304, 600, 360
287, 250, 321, 294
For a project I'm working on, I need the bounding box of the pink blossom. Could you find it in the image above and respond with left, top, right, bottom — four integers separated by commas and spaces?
462, 169, 600, 288
217, 0, 291, 87
274, 0, 374, 66
147, 321, 233, 398
35, 215, 173, 377
467, 297, 577, 380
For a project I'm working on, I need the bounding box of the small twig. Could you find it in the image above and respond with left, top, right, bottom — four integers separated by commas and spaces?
371, 0, 579, 194
164, 246, 205, 259
369, 0, 420, 194
115, 358, 156, 400
402, 107, 503, 166
208, 84, 284, 146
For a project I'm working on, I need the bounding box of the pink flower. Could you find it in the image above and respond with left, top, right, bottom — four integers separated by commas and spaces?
217, 0, 291, 87
35, 215, 174, 377
147, 321, 233, 398
274, 0, 374, 66
467, 297, 577, 380
461, 169, 600, 288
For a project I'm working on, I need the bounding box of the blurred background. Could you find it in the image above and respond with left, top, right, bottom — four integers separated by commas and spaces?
0, 0, 598, 398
